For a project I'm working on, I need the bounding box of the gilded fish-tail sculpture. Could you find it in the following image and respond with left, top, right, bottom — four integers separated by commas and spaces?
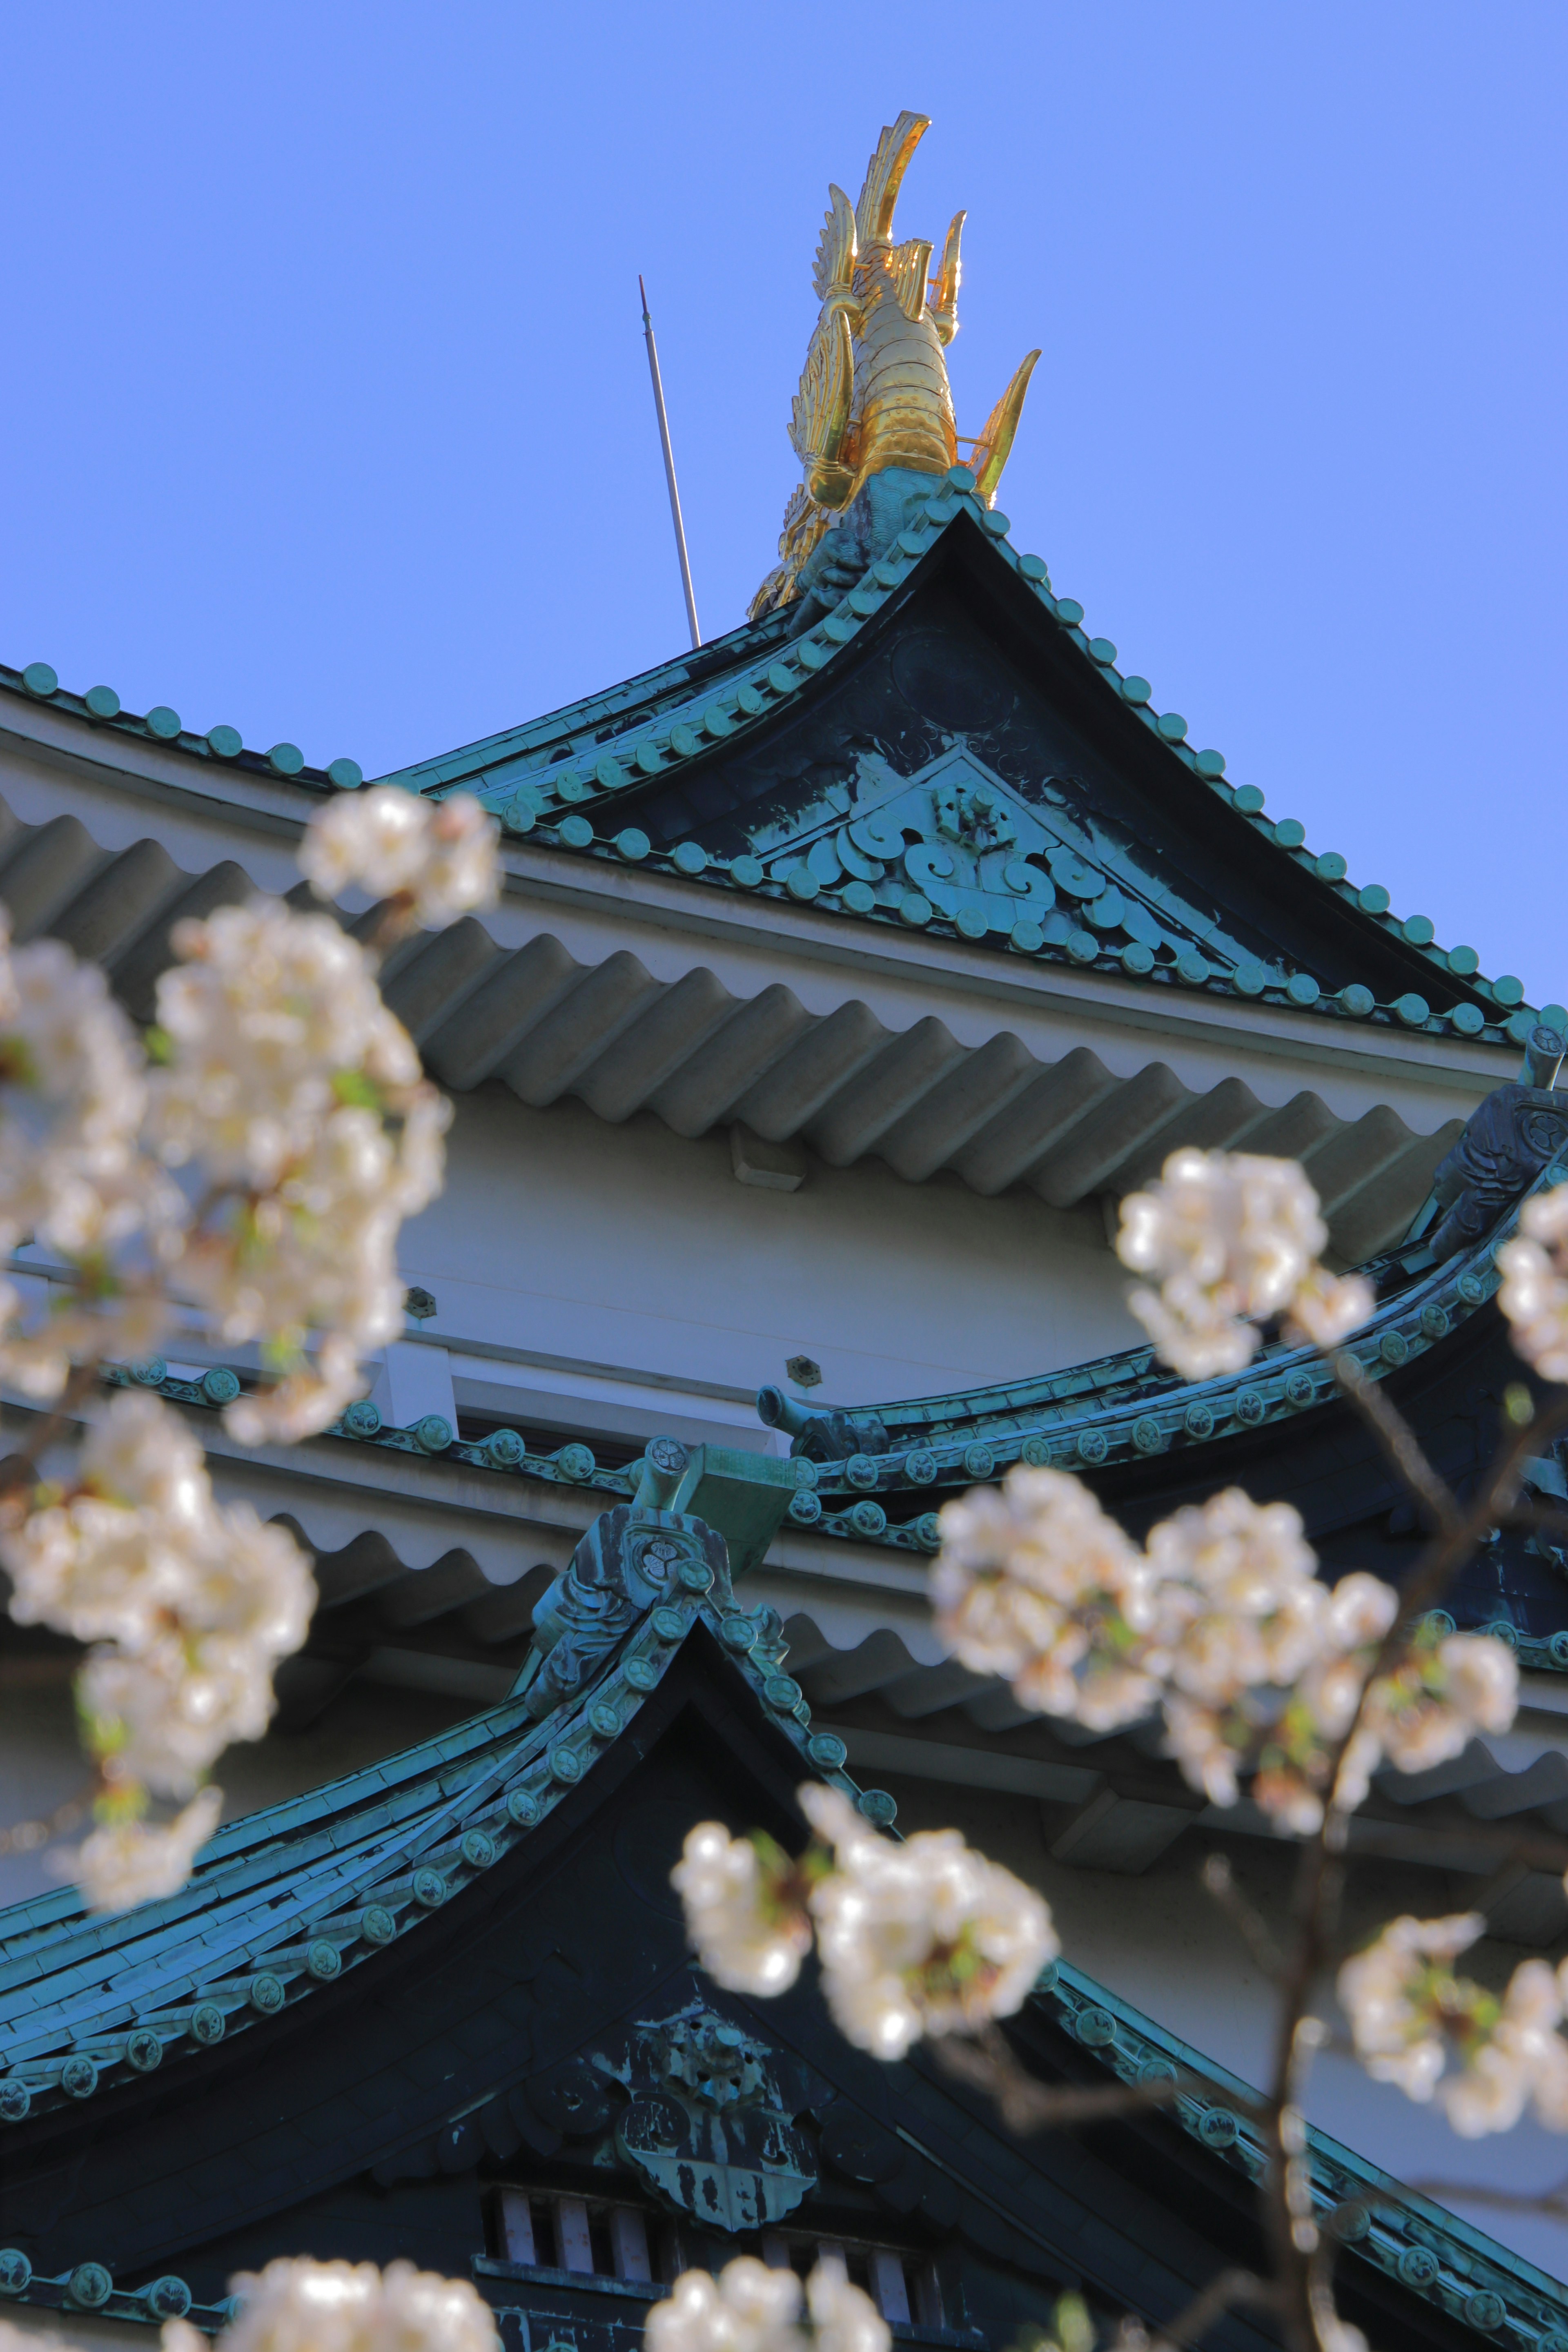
752, 111, 1040, 619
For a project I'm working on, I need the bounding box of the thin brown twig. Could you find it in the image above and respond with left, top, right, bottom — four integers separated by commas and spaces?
0, 1356, 105, 1501
1500, 1501, 1568, 1540
1410, 2178, 1568, 2222
1330, 1349, 1459, 1534
361, 893, 419, 960
1201, 1853, 1286, 1980
933, 2025, 1192, 2134
1334, 1816, 1568, 1877
1258, 1378, 1568, 2352
1150, 2267, 1274, 2352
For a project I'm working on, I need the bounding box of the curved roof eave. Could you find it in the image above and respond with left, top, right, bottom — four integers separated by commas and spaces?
2, 474, 1550, 1052
0, 1577, 1560, 2351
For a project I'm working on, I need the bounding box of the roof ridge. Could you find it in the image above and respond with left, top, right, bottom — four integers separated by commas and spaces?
0, 662, 362, 795
402, 477, 1544, 1043
3, 485, 1552, 1032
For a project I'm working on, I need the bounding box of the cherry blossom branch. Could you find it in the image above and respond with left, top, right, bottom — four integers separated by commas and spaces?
1329, 1348, 1459, 1534
1408, 2176, 1568, 2221
1201, 1853, 1286, 1980
0, 1355, 104, 1501
932, 2023, 1194, 2132
1258, 1381, 1568, 2351
1110, 2266, 1274, 2352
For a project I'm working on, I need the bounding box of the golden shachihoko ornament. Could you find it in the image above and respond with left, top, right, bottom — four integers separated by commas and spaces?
751, 111, 1040, 619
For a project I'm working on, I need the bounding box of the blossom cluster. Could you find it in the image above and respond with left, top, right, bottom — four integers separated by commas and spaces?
0, 915, 182, 1396
929, 1468, 1160, 1732
150, 897, 450, 1442
1498, 1183, 1568, 1384
934, 1469, 1517, 1833
646, 2256, 889, 2352
1115, 1149, 1372, 1379
0, 795, 492, 1909
674, 1784, 1057, 2059
297, 786, 500, 931
0, 787, 492, 1446
1339, 1913, 1568, 2136
1, 1389, 314, 1907
162, 2257, 499, 2352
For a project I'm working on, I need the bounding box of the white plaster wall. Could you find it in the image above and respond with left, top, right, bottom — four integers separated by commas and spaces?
400, 1089, 1142, 1417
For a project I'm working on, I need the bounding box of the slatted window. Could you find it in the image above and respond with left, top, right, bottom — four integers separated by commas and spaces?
760, 2233, 941, 2328
494, 2193, 940, 2325
494, 2189, 657, 2283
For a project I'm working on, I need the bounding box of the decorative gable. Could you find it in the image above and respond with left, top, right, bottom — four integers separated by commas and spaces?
740, 736, 1267, 982
366, 498, 1544, 1049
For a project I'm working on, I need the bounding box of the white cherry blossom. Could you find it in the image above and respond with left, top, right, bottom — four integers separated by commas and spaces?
149, 899, 423, 1192
0, 916, 185, 1394
3, 1391, 314, 1801
1339, 1912, 1487, 2103
163, 2257, 499, 2352
0, 926, 150, 1251
149, 899, 450, 1441
798, 1783, 1057, 2059
299, 787, 500, 929
672, 1820, 815, 1996
1247, 1572, 1400, 1834
1152, 1490, 1325, 1697
1337, 1628, 1517, 1812
1339, 1915, 1568, 2135
1116, 1149, 1371, 1379
802, 2264, 891, 2352
646, 2258, 888, 2352
1287, 1263, 1376, 1354
66, 1786, 222, 1913
647, 2258, 809, 2352
933, 1466, 1162, 1730
1497, 1184, 1568, 1383
1145, 1490, 1326, 1806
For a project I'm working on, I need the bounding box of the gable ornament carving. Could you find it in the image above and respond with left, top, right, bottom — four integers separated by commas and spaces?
608, 2007, 819, 2232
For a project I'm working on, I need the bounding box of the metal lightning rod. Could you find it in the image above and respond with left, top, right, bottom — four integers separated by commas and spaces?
638, 275, 702, 650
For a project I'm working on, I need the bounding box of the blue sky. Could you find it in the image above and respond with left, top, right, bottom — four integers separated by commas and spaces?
2, 3, 1563, 999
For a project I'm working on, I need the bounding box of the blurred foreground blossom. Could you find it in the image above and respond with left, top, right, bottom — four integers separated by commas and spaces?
646, 2255, 889, 2352
1498, 1184, 1568, 1383
673, 1785, 1056, 2061
149, 898, 450, 1443
1339, 1913, 1568, 2136
1337, 1623, 1518, 1812
163, 2257, 499, 2352
299, 787, 501, 930
0, 780, 495, 1905
671, 1820, 817, 1996
66, 1786, 222, 1913
4, 1390, 313, 1907
797, 1784, 1056, 2060
1116, 1149, 1371, 1379
932, 1466, 1518, 1835
933, 1466, 1162, 1731
0, 915, 183, 1393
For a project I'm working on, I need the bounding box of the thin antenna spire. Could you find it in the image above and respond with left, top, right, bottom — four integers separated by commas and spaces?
639, 275, 702, 651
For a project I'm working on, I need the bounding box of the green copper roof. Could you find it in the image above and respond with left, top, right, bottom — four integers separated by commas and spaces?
370, 471, 1548, 1049
0, 1508, 1562, 2345
0, 471, 1551, 1042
